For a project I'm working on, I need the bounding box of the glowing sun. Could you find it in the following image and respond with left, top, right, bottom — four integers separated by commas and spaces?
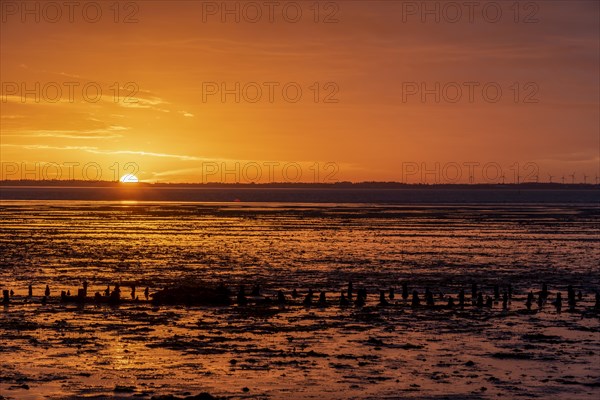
120, 174, 139, 183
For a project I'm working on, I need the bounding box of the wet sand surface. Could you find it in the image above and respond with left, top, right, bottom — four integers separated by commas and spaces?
1, 201, 599, 399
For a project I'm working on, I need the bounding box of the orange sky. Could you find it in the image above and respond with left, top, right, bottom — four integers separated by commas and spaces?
1, 1, 598, 183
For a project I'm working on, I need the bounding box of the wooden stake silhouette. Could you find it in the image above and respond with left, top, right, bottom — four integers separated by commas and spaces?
379, 290, 389, 306
411, 290, 420, 308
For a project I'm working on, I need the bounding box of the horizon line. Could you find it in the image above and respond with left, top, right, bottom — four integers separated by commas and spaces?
1, 180, 599, 188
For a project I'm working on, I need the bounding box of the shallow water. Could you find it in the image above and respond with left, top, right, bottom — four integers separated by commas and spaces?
1, 201, 599, 399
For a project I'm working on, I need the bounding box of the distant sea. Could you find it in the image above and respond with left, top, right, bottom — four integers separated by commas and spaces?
0, 186, 598, 203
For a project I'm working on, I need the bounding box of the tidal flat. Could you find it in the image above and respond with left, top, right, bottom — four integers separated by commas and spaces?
1, 201, 599, 399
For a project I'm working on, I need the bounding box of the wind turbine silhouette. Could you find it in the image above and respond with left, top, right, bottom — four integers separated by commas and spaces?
548, 174, 554, 183
570, 172, 576, 184
561, 175, 565, 184
583, 174, 588, 184
500, 174, 505, 184
534, 174, 539, 183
